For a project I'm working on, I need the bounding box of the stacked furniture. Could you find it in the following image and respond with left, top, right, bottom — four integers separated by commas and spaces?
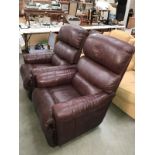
104, 30, 135, 119
20, 25, 135, 146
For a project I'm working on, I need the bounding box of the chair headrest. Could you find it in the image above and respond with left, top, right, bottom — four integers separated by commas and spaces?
58, 25, 89, 49
83, 33, 135, 74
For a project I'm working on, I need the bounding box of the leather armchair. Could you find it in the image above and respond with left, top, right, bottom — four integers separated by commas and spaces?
32, 33, 135, 146
20, 25, 88, 95
104, 30, 135, 118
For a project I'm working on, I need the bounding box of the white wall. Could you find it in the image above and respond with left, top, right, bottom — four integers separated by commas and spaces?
130, 0, 135, 14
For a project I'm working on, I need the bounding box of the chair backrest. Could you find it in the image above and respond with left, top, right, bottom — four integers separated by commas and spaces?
52, 25, 89, 66
72, 33, 134, 95
104, 30, 135, 71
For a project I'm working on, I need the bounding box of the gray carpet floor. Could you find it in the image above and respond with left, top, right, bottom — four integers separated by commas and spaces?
19, 54, 135, 155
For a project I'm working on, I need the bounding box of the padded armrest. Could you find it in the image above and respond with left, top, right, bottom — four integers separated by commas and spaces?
53, 93, 114, 120
23, 52, 54, 64
36, 68, 77, 88
32, 65, 77, 77
52, 92, 115, 145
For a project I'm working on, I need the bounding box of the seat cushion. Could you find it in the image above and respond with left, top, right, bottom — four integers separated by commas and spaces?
49, 85, 81, 103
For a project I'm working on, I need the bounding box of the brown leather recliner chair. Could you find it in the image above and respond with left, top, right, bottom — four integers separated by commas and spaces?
20, 25, 88, 96
32, 33, 135, 146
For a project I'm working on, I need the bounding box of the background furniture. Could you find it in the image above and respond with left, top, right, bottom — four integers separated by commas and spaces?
31, 33, 134, 146
19, 24, 125, 52
68, 1, 78, 16
19, 0, 25, 16
33, 0, 51, 3
28, 31, 58, 53
19, 0, 54, 16
24, 8, 65, 26
20, 25, 88, 97
127, 16, 135, 29
98, 9, 110, 24
113, 55, 135, 119
65, 1, 81, 25
61, 1, 70, 13
76, 14, 89, 25
76, 1, 93, 25
88, 5, 99, 25
104, 29, 135, 119
19, 25, 61, 52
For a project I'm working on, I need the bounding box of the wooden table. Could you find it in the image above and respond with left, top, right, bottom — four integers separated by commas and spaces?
24, 8, 65, 26
24, 8, 65, 16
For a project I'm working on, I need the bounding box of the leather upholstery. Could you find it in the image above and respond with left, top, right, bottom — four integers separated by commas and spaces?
32, 33, 135, 146
51, 54, 69, 66
53, 41, 81, 64
32, 88, 56, 146
23, 52, 53, 64
36, 68, 77, 88
20, 25, 88, 92
52, 85, 80, 103
76, 57, 121, 94
32, 65, 77, 77
31, 65, 76, 92
83, 34, 134, 74
20, 63, 52, 90
20, 64, 33, 90
57, 25, 88, 49
32, 85, 81, 146
72, 73, 102, 95
53, 92, 114, 145
104, 30, 135, 118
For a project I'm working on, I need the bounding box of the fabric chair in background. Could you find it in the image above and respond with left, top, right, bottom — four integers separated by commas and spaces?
104, 29, 135, 45
31, 33, 134, 146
